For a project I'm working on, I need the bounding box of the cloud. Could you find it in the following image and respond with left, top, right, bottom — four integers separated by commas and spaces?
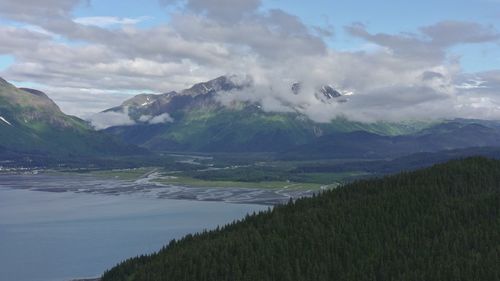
0, 0, 499, 124
149, 113, 174, 124
420, 21, 500, 46
345, 21, 500, 62
212, 50, 500, 123
161, 0, 261, 22
170, 10, 326, 60
138, 113, 174, 124
88, 107, 135, 130
0, 0, 83, 20
74, 16, 151, 28
37, 86, 133, 118
0, 0, 327, 95
89, 111, 173, 130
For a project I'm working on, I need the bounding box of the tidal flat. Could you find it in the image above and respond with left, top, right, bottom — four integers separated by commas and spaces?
0, 172, 317, 204
0, 170, 321, 280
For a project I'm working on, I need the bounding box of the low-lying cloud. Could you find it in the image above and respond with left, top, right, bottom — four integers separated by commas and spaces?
89, 108, 174, 130
88, 107, 135, 130
138, 113, 174, 124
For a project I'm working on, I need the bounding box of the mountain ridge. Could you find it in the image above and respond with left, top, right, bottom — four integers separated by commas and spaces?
3, 75, 500, 158
0, 77, 144, 156
99, 76, 433, 152
98, 76, 500, 156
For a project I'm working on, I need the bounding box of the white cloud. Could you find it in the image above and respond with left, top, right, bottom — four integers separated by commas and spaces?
87, 107, 135, 130
74, 16, 151, 28
345, 21, 500, 63
89, 111, 173, 130
146, 113, 174, 124
0, 0, 499, 124
138, 113, 173, 124
36, 86, 133, 118
160, 0, 261, 23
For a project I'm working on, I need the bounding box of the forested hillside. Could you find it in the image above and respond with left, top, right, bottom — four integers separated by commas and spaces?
102, 157, 500, 281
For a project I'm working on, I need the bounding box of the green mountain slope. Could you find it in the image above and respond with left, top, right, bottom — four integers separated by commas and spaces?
102, 157, 500, 281
102, 76, 431, 152
100, 76, 500, 155
144, 108, 431, 152
281, 121, 500, 160
0, 77, 141, 156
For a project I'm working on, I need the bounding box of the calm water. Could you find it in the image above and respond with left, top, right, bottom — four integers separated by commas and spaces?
0, 187, 267, 281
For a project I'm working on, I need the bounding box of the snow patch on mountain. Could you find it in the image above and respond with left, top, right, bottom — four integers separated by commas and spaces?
141, 97, 154, 107
0, 116, 12, 126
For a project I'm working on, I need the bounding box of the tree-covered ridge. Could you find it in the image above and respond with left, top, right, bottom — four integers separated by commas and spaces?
102, 157, 500, 281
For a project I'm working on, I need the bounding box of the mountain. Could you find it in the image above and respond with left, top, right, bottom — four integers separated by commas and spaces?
98, 76, 500, 157
0, 77, 142, 157
100, 76, 430, 152
293, 146, 500, 175
282, 121, 500, 160
101, 157, 500, 281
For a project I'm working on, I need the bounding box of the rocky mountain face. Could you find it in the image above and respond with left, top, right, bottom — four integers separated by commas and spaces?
105, 76, 244, 122
0, 77, 142, 156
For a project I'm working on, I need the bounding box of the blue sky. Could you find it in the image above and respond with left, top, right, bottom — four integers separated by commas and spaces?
0, 55, 14, 71
0, 0, 499, 121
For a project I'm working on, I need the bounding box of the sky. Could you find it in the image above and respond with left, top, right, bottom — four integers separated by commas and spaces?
0, 0, 499, 123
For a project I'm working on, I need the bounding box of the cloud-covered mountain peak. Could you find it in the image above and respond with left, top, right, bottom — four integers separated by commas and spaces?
291, 81, 349, 103
181, 75, 246, 96
91, 76, 249, 129
111, 75, 251, 113
90, 75, 357, 129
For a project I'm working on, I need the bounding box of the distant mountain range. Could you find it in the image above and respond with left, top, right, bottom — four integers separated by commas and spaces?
99, 76, 500, 157
101, 76, 433, 152
0, 77, 142, 157
281, 121, 500, 160
2, 75, 500, 160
